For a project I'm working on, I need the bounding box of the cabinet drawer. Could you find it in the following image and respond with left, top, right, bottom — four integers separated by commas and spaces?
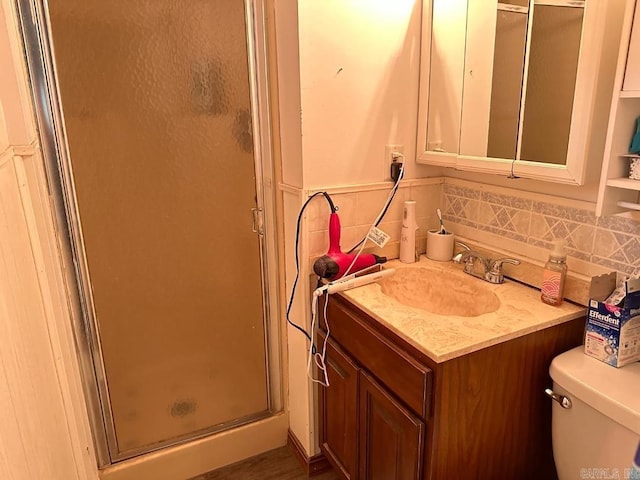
323, 297, 432, 419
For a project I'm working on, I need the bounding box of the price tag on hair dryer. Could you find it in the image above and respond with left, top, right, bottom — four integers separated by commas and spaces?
367, 226, 390, 248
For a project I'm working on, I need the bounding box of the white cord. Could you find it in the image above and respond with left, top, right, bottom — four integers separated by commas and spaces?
342, 233, 369, 279
314, 294, 330, 374
307, 289, 330, 387
307, 164, 405, 388
342, 162, 405, 278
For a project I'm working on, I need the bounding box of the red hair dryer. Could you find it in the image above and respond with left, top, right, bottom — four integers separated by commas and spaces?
313, 212, 386, 280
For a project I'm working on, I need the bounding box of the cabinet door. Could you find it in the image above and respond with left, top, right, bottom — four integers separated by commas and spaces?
358, 371, 425, 480
318, 332, 358, 480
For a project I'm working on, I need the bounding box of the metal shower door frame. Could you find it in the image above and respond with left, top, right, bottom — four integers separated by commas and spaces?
15, 0, 282, 466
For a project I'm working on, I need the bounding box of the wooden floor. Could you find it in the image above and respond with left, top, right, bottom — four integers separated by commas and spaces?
188, 446, 340, 480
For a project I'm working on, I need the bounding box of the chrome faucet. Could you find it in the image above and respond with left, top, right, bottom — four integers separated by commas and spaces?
454, 250, 520, 284
451, 241, 470, 263
456, 250, 490, 279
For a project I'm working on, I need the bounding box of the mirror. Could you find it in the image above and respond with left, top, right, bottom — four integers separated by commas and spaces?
461, 1, 584, 164
416, 0, 626, 184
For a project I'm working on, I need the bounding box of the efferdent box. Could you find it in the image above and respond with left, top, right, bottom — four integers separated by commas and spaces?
585, 274, 640, 367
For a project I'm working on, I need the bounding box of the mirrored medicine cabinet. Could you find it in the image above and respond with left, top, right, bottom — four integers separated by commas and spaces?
416, 0, 627, 185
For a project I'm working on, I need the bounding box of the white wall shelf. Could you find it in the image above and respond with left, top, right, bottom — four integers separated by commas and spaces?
617, 200, 640, 210
597, 0, 640, 215
606, 177, 640, 190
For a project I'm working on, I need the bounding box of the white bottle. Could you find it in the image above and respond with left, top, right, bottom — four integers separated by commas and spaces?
400, 200, 418, 263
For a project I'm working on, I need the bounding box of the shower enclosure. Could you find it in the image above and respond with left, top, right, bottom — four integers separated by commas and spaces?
17, 0, 281, 466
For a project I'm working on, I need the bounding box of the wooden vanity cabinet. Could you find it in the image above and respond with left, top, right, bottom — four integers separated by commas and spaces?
319, 329, 425, 480
318, 331, 358, 479
358, 371, 425, 480
318, 294, 585, 480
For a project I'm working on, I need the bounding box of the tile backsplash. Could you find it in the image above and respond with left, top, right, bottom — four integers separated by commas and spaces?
442, 180, 640, 276
306, 177, 640, 277
307, 180, 443, 259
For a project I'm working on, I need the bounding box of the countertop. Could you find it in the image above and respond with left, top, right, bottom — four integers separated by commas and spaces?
338, 256, 586, 363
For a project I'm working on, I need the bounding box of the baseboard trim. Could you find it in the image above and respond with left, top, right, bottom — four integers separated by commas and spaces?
286, 430, 332, 477
99, 415, 288, 480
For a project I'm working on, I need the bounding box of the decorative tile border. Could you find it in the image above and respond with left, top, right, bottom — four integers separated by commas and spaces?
443, 183, 480, 200
443, 194, 478, 228
478, 223, 528, 244
593, 229, 640, 267
596, 215, 640, 234
477, 202, 530, 237
531, 200, 597, 225
528, 238, 592, 263
480, 191, 532, 211
442, 179, 639, 275
590, 256, 638, 276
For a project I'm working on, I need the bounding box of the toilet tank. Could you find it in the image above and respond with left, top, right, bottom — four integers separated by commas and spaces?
549, 346, 640, 480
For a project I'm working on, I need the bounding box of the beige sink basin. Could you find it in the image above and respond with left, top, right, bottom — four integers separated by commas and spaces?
379, 267, 500, 317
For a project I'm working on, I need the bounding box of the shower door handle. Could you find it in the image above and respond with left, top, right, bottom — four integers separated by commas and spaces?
251, 207, 263, 235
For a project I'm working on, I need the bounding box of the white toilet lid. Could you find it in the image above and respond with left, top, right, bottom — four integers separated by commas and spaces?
550, 346, 640, 436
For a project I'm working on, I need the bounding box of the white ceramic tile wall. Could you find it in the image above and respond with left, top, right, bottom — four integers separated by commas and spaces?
306, 180, 443, 259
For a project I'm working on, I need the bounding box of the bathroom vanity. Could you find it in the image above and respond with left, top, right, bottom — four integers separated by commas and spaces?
317, 259, 586, 480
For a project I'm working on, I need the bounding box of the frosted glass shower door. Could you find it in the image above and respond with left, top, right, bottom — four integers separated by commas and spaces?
46, 0, 269, 458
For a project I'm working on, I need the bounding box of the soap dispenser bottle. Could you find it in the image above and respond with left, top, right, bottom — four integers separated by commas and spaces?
541, 239, 567, 306
400, 200, 418, 263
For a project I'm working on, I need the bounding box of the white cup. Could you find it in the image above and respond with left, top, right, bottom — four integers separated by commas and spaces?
426, 230, 455, 261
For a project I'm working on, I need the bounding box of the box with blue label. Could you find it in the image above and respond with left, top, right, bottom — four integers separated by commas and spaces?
585, 275, 640, 367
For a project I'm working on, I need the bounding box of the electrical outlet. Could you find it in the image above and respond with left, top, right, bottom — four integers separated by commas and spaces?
385, 144, 404, 180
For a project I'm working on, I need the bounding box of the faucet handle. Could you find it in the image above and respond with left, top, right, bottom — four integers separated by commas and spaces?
487, 257, 520, 283
457, 250, 489, 275
489, 257, 521, 272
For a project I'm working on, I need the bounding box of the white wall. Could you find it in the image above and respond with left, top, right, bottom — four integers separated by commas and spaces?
0, 1, 98, 478
298, 0, 435, 188
278, 0, 436, 457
